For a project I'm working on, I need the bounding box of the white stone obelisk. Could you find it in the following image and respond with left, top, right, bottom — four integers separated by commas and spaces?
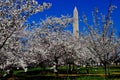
73, 7, 79, 38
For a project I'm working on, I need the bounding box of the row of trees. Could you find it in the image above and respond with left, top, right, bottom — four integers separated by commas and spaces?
0, 0, 120, 77
23, 17, 95, 73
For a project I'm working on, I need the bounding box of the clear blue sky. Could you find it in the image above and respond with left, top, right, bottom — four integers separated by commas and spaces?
27, 0, 120, 34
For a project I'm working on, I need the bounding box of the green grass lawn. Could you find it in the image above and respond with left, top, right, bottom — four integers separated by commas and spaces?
0, 66, 120, 80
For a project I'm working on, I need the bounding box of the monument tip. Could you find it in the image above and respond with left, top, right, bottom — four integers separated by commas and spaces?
74, 6, 77, 11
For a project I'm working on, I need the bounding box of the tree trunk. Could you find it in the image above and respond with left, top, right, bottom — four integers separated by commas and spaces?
68, 64, 71, 73
55, 57, 59, 73
104, 62, 109, 80
104, 63, 107, 76
54, 58, 58, 78
86, 63, 89, 74
72, 64, 75, 72
7, 69, 14, 79
104, 62, 110, 80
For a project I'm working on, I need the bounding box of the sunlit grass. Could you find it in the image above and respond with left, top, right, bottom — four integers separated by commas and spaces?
0, 66, 119, 80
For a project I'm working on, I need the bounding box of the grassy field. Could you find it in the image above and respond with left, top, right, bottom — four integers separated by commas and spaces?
0, 66, 120, 80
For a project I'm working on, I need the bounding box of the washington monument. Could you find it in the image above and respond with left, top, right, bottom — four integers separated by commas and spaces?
73, 7, 79, 38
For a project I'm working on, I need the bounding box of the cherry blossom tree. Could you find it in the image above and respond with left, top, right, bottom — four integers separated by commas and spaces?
24, 15, 98, 74
24, 16, 73, 71
74, 36, 97, 73
82, 4, 120, 76
0, 0, 51, 76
